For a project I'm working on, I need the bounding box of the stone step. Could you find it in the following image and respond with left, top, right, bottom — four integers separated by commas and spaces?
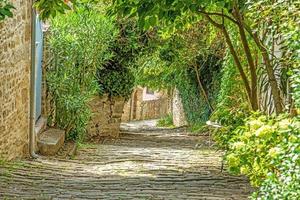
37, 128, 65, 156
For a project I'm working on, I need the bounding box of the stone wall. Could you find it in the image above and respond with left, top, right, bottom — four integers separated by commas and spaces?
122, 88, 143, 122
122, 87, 171, 122
87, 95, 125, 139
0, 0, 32, 160
140, 98, 169, 120
172, 88, 188, 127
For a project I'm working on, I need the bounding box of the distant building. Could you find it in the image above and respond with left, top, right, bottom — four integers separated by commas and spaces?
122, 87, 171, 122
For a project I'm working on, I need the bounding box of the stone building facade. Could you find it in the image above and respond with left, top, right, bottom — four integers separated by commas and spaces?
122, 87, 171, 122
0, 0, 32, 160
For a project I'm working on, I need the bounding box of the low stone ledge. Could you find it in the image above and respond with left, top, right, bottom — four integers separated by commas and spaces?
87, 95, 126, 140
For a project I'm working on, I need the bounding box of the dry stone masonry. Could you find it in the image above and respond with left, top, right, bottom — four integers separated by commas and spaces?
122, 87, 171, 122
0, 0, 32, 160
87, 95, 125, 139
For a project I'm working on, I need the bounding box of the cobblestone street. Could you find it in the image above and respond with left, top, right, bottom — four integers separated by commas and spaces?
0, 121, 252, 199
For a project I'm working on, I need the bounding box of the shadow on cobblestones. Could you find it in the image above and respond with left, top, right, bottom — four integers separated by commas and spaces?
0, 121, 253, 199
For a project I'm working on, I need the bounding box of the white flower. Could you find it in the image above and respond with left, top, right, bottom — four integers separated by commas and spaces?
268, 147, 282, 158
232, 141, 246, 150
278, 119, 291, 130
248, 120, 264, 131
255, 125, 274, 138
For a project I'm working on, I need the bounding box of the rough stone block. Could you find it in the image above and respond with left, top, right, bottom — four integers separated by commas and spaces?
87, 95, 125, 139
37, 129, 65, 156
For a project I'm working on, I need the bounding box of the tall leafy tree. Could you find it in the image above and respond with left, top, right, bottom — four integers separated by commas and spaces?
109, 0, 288, 114
34, 0, 298, 114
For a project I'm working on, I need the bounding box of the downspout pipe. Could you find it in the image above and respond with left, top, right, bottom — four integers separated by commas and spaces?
29, 0, 39, 159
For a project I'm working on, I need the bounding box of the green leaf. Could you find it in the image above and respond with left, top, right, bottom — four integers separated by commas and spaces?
148, 15, 157, 26
0, 9, 13, 17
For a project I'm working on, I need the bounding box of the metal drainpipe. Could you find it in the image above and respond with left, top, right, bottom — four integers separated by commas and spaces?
29, 0, 38, 158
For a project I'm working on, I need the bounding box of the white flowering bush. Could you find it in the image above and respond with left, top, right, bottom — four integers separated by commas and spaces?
225, 114, 300, 197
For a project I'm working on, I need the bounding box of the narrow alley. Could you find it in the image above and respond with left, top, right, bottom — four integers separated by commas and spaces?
0, 120, 252, 200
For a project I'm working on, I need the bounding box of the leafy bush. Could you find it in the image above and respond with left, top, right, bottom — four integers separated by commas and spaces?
97, 66, 134, 99
224, 114, 300, 198
96, 18, 146, 99
48, 9, 117, 141
157, 114, 174, 128
252, 135, 300, 199
291, 70, 300, 109
211, 54, 250, 148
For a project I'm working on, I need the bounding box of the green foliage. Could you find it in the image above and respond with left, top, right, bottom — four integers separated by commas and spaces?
247, 0, 300, 70
291, 70, 300, 109
96, 16, 148, 99
0, 0, 14, 21
134, 21, 223, 126
34, 0, 73, 19
110, 0, 233, 32
112, 18, 149, 68
134, 50, 180, 90
177, 65, 218, 125
97, 66, 134, 99
252, 131, 300, 199
48, 9, 116, 141
247, 0, 300, 113
225, 114, 300, 198
211, 53, 250, 147
157, 114, 174, 128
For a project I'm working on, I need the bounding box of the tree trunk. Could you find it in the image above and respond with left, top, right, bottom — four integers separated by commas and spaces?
252, 33, 284, 114
222, 27, 258, 110
193, 65, 214, 112
204, 14, 257, 110
233, 7, 259, 111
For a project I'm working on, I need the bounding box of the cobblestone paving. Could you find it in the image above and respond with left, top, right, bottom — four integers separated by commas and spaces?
0, 123, 253, 199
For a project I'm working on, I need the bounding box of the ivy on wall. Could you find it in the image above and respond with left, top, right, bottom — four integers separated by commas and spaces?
177, 55, 222, 126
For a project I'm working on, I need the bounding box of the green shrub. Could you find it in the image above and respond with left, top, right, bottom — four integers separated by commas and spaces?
97, 64, 134, 99
96, 18, 145, 99
157, 115, 174, 128
211, 54, 250, 148
48, 9, 117, 141
252, 136, 300, 199
224, 114, 300, 199
291, 69, 300, 109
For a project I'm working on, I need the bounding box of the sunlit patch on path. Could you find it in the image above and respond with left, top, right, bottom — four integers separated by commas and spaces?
0, 120, 253, 199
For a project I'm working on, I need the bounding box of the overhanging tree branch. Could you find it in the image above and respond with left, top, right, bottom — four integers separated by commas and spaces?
204, 14, 254, 109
